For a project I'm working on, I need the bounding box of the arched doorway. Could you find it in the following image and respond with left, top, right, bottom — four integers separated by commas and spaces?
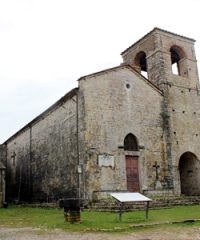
179, 152, 200, 195
124, 134, 140, 192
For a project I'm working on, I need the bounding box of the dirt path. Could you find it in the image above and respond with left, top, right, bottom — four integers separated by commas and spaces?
1, 227, 200, 240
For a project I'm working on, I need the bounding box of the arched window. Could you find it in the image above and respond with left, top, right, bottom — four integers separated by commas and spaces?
134, 51, 148, 78
124, 133, 138, 151
170, 46, 185, 76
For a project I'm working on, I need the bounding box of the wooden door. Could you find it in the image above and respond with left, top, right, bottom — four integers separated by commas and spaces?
125, 155, 140, 192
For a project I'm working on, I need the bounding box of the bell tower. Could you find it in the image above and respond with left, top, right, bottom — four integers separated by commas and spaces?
121, 27, 199, 91
121, 28, 200, 194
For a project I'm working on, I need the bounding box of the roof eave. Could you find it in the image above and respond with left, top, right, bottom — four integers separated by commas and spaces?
121, 27, 196, 56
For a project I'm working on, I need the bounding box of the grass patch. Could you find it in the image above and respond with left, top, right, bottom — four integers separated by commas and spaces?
0, 205, 200, 232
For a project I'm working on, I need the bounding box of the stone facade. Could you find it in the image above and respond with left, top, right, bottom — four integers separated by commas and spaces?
78, 66, 163, 199
1, 28, 200, 203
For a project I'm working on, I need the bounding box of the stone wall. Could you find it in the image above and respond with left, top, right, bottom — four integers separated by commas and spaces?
6, 89, 79, 202
169, 82, 200, 194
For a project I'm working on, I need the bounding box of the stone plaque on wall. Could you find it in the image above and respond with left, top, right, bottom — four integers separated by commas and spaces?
98, 154, 114, 168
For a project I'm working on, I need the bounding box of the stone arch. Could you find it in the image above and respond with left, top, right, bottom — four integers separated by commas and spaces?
134, 51, 148, 78
179, 152, 200, 195
170, 45, 186, 76
124, 133, 138, 151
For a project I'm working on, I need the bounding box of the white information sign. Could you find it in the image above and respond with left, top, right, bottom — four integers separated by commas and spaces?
110, 192, 152, 221
110, 192, 151, 202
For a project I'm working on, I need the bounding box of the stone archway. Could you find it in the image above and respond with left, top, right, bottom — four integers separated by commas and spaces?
179, 152, 200, 196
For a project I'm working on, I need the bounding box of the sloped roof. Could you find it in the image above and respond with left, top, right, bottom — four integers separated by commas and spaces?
78, 64, 163, 95
121, 27, 195, 55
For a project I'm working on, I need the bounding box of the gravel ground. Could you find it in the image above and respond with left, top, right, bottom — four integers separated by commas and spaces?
1, 227, 200, 240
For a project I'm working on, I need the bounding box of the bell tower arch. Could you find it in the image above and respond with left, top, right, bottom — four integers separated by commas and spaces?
170, 45, 185, 75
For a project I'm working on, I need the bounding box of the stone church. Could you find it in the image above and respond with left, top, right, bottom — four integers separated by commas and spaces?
0, 28, 200, 205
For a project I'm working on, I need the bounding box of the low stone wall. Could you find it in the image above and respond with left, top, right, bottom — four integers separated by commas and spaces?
143, 189, 174, 197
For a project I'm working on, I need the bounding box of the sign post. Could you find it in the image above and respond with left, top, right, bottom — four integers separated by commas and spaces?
110, 192, 152, 221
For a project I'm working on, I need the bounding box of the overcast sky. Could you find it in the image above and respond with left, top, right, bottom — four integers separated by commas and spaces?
0, 0, 200, 143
